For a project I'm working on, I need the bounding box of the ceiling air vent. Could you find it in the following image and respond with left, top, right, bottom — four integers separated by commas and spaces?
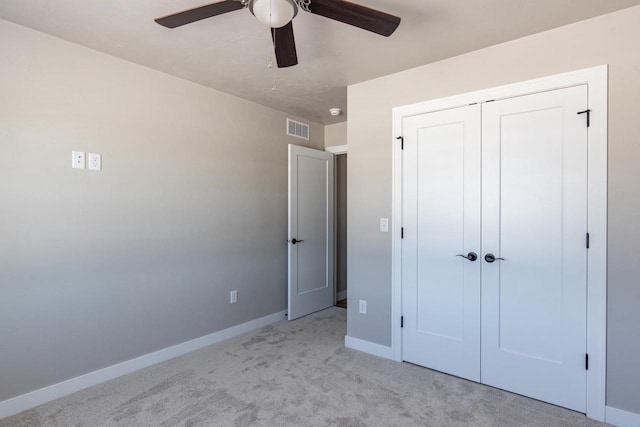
287, 118, 309, 140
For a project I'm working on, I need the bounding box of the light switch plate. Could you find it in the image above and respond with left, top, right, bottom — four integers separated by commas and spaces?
72, 151, 85, 169
359, 300, 367, 314
380, 218, 389, 233
230, 290, 238, 304
88, 153, 101, 171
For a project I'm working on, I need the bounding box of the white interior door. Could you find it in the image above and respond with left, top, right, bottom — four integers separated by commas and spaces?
288, 144, 334, 320
400, 85, 589, 412
402, 105, 482, 381
481, 85, 588, 412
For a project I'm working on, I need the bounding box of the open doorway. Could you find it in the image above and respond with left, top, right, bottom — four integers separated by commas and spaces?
325, 122, 348, 311
335, 153, 347, 309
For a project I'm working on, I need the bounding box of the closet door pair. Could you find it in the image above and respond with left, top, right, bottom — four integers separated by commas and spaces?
401, 86, 588, 412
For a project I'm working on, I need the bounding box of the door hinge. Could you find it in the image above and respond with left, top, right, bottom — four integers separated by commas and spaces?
585, 354, 589, 370
577, 109, 591, 127
396, 136, 404, 150
401, 316, 404, 328
401, 227, 404, 239
586, 233, 590, 249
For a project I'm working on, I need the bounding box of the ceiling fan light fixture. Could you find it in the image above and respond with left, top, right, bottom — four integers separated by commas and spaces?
249, 0, 298, 29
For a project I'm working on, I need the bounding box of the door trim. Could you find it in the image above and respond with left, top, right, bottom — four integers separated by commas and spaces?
391, 65, 608, 421
326, 145, 347, 305
325, 144, 348, 155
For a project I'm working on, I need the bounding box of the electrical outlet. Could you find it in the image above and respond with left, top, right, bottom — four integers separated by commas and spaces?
359, 300, 367, 314
230, 290, 238, 304
88, 153, 101, 171
72, 151, 85, 169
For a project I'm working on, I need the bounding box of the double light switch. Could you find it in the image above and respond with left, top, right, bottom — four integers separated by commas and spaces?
72, 151, 101, 171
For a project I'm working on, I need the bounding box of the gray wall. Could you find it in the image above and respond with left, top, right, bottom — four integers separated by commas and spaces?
324, 122, 347, 149
336, 155, 347, 297
347, 6, 640, 415
0, 19, 323, 402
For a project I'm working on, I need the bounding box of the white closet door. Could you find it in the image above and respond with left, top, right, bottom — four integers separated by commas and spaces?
481, 85, 588, 412
402, 105, 482, 381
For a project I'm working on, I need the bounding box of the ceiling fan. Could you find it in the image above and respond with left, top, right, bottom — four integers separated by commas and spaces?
155, 0, 401, 68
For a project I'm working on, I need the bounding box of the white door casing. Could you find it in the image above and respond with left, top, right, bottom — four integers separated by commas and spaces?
391, 66, 608, 420
288, 144, 334, 320
481, 85, 588, 412
401, 105, 482, 381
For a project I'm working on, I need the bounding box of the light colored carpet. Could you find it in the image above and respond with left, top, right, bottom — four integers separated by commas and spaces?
1, 307, 606, 427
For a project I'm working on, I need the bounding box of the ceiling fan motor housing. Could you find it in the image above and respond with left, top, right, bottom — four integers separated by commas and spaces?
249, 0, 298, 28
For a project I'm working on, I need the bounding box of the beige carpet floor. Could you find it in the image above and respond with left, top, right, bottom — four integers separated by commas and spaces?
1, 307, 606, 426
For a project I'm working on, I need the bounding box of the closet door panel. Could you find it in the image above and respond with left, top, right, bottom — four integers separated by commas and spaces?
402, 105, 481, 382
481, 85, 588, 412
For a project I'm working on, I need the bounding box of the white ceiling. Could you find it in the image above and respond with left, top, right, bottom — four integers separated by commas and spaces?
1, 0, 639, 124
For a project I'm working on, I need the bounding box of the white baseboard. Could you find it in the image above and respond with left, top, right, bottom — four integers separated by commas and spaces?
606, 406, 640, 427
344, 335, 394, 360
336, 290, 347, 301
0, 310, 287, 420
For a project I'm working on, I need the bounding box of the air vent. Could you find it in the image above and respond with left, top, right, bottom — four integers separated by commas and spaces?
287, 118, 309, 140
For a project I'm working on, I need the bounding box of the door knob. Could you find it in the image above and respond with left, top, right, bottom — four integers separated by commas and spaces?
291, 238, 304, 245
484, 253, 505, 263
456, 252, 478, 261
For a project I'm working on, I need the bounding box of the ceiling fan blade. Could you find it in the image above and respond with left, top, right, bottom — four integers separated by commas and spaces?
155, 1, 245, 28
308, 0, 400, 37
271, 22, 298, 68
